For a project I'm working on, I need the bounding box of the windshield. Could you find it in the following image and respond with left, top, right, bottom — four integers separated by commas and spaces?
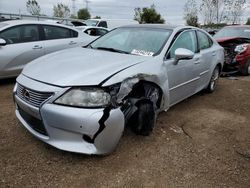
214, 27, 250, 39
85, 20, 99, 26
90, 27, 172, 56
0, 23, 8, 29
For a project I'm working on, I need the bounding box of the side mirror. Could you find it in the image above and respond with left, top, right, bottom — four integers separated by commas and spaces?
174, 48, 194, 65
0, 38, 7, 46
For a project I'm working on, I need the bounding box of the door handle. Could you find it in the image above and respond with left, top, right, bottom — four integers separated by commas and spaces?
69, 41, 77, 45
212, 51, 216, 56
32, 45, 42, 49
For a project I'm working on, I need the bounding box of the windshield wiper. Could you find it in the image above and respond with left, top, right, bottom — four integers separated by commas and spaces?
95, 47, 130, 54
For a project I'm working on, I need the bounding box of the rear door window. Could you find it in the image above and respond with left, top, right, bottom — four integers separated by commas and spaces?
22, 25, 39, 42
197, 31, 213, 50
42, 25, 77, 40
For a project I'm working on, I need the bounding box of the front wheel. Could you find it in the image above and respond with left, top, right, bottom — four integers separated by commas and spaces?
132, 101, 156, 136
240, 60, 250, 76
206, 66, 220, 93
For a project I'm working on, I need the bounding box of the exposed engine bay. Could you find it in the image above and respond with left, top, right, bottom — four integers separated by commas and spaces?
218, 37, 250, 73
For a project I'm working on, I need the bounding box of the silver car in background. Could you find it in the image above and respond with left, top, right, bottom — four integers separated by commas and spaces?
14, 25, 224, 155
0, 20, 93, 79
75, 26, 109, 38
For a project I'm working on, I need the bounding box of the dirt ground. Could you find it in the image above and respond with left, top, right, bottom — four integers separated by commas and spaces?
0, 76, 250, 188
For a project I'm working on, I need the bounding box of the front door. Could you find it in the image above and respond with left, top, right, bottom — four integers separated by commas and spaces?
164, 30, 200, 106
0, 24, 45, 78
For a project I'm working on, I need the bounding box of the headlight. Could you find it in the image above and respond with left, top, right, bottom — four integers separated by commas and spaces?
235, 44, 248, 54
55, 88, 111, 107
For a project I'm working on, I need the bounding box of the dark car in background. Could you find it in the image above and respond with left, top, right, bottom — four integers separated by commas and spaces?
214, 25, 250, 75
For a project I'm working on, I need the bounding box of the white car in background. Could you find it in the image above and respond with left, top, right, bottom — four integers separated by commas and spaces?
75, 26, 109, 38
84, 19, 139, 29
0, 20, 93, 79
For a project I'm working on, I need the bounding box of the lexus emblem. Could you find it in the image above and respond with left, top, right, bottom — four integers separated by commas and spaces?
23, 89, 30, 101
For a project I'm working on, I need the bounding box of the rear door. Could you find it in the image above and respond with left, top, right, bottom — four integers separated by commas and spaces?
196, 30, 215, 91
164, 30, 201, 106
41, 25, 79, 55
0, 24, 45, 78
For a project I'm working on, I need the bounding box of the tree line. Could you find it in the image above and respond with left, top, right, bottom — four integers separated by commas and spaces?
25, 0, 165, 22
26, 0, 95, 20
184, 0, 248, 27
26, 0, 249, 26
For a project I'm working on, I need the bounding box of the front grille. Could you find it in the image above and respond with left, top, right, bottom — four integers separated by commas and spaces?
18, 106, 48, 136
16, 84, 54, 108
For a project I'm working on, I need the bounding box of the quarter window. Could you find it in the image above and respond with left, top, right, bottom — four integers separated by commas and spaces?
197, 31, 213, 50
98, 21, 107, 28
84, 28, 98, 36
168, 31, 197, 59
97, 29, 108, 36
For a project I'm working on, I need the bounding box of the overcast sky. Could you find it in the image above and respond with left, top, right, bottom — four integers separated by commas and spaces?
0, 0, 249, 25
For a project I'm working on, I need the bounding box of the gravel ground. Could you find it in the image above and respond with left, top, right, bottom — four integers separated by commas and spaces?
0, 77, 250, 188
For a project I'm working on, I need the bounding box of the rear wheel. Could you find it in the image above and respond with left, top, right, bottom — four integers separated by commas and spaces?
206, 66, 220, 93
240, 60, 250, 76
132, 101, 155, 136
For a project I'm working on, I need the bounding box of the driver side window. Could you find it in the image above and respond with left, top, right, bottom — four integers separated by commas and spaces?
168, 31, 197, 59
0, 26, 21, 44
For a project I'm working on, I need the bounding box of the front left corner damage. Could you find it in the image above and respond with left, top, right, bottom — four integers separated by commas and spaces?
93, 107, 125, 154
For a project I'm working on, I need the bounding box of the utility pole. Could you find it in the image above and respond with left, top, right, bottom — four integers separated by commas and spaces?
216, 0, 219, 26
84, 0, 90, 10
72, 0, 76, 16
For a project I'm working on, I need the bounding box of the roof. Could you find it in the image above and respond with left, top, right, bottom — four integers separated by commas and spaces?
3, 20, 57, 25
1, 20, 77, 30
119, 24, 197, 31
75, 26, 109, 30
119, 24, 179, 30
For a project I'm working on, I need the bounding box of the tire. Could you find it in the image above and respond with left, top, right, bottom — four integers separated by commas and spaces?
206, 66, 220, 93
240, 60, 250, 76
132, 101, 156, 136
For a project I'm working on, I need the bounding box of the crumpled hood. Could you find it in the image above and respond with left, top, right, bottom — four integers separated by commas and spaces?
22, 47, 150, 86
216, 37, 250, 44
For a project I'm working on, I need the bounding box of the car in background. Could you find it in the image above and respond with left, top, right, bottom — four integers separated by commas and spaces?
75, 26, 109, 38
60, 20, 87, 27
214, 25, 250, 75
84, 19, 139, 29
204, 28, 218, 36
14, 25, 224, 155
0, 20, 94, 79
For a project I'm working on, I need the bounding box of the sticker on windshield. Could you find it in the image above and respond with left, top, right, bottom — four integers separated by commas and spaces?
131, 49, 154, 56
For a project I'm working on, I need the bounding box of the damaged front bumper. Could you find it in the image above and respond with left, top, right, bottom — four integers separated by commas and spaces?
14, 75, 125, 155
223, 54, 249, 74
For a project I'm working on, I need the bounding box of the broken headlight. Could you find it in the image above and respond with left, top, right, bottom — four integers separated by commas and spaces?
54, 88, 111, 107
235, 44, 248, 54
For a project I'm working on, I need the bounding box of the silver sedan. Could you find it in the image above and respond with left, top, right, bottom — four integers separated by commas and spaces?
0, 20, 93, 79
13, 25, 224, 155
